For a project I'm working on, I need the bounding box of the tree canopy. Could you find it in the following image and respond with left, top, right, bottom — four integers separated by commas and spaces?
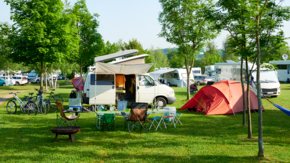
5, 0, 79, 90
159, 0, 219, 100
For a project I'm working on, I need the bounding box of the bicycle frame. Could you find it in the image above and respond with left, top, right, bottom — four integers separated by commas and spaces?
13, 95, 35, 111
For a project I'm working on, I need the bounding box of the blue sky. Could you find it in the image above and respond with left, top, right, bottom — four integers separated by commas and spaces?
1, 0, 290, 50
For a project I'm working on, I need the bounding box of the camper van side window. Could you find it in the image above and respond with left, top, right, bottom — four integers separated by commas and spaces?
172, 73, 179, 78
277, 65, 287, 69
215, 69, 221, 74
90, 74, 114, 85
139, 75, 154, 86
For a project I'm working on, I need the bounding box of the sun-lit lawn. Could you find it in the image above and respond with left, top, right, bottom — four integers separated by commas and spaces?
0, 82, 289, 162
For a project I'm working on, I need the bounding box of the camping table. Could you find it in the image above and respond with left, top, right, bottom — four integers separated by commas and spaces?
95, 109, 169, 129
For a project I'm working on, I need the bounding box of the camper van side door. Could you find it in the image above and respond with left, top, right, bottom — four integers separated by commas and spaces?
89, 74, 116, 105
137, 75, 157, 103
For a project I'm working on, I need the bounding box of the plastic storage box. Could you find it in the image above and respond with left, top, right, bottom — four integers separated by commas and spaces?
163, 107, 176, 122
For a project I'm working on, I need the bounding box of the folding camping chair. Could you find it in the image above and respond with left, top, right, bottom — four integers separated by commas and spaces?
56, 102, 80, 127
99, 113, 115, 131
122, 103, 148, 135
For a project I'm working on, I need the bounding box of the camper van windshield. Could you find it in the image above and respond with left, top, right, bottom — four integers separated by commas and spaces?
252, 70, 278, 83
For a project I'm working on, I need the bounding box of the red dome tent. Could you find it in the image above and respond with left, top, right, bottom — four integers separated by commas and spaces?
180, 80, 263, 115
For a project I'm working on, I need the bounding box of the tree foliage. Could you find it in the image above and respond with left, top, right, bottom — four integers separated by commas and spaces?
150, 48, 170, 69
5, 0, 78, 90
71, 0, 104, 76
222, 35, 239, 62
159, 0, 219, 100
166, 48, 184, 68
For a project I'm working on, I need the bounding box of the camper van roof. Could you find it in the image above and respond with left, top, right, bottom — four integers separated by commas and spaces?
269, 60, 290, 65
109, 54, 149, 64
94, 50, 138, 62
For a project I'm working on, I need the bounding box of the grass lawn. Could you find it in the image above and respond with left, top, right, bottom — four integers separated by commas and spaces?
0, 81, 290, 162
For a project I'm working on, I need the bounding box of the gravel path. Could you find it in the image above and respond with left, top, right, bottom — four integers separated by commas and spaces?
0, 91, 25, 105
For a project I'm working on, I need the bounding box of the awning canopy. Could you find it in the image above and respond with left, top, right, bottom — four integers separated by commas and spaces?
149, 69, 176, 80
94, 62, 153, 75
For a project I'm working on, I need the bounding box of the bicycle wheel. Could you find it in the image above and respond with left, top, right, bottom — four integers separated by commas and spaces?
21, 98, 29, 113
31, 96, 38, 102
50, 95, 63, 109
6, 100, 17, 114
41, 99, 50, 114
24, 101, 39, 115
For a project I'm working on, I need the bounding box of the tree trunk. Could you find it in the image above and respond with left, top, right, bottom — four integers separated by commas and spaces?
246, 57, 252, 138
240, 56, 246, 126
55, 76, 58, 88
45, 68, 48, 92
40, 60, 44, 91
185, 57, 193, 100
256, 14, 264, 157
51, 72, 54, 88
80, 63, 83, 78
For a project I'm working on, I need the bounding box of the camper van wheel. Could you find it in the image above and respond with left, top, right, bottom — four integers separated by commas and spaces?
2, 83, 6, 86
155, 97, 167, 108
167, 82, 170, 86
36, 80, 40, 83
272, 96, 277, 98
15, 82, 19, 86
196, 81, 200, 86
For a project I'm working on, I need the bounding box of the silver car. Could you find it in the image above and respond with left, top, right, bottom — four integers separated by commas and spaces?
194, 75, 213, 85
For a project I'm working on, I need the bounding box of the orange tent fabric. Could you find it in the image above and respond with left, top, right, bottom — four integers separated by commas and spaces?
180, 80, 264, 115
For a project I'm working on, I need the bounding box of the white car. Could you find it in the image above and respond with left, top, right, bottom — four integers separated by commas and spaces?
29, 75, 52, 83
194, 75, 213, 85
12, 76, 28, 85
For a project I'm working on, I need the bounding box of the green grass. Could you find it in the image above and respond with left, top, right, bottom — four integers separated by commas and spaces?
0, 82, 290, 162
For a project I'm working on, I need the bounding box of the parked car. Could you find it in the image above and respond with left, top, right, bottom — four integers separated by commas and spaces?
28, 74, 52, 83
12, 76, 28, 85
194, 75, 213, 85
0, 78, 13, 86
58, 74, 66, 80
0, 76, 15, 85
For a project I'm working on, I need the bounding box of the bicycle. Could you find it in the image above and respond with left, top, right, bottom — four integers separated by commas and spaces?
30, 89, 50, 114
7, 92, 39, 115
47, 89, 63, 109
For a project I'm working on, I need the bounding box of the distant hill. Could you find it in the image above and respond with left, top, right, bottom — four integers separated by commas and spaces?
156, 48, 224, 59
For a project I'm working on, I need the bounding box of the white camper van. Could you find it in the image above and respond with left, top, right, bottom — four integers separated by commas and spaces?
149, 68, 194, 87
269, 60, 290, 83
83, 50, 176, 107
191, 67, 202, 76
215, 61, 280, 97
